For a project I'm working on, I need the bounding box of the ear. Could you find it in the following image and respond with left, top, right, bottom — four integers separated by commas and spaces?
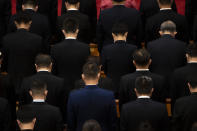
124, 32, 128, 37
35, 6, 38, 12
62, 30, 66, 35
32, 118, 36, 125
17, 120, 22, 128
174, 31, 177, 35
97, 72, 101, 78
76, 29, 79, 34
22, 5, 25, 11
44, 90, 48, 96
82, 74, 85, 80
77, 2, 80, 8
151, 88, 154, 93
134, 88, 137, 93
159, 31, 162, 36
29, 90, 33, 96
14, 21, 18, 26
112, 33, 115, 38
148, 59, 152, 65
28, 21, 32, 26
133, 60, 136, 66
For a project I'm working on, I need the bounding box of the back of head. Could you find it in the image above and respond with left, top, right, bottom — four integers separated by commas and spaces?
17, 106, 35, 124
65, 0, 79, 4
63, 18, 79, 33
35, 54, 52, 68
137, 121, 155, 131
160, 20, 176, 33
135, 76, 153, 95
22, 0, 38, 7
112, 22, 128, 36
187, 75, 197, 89
158, 0, 171, 5
86, 56, 101, 66
133, 49, 151, 67
186, 44, 197, 58
82, 62, 100, 80
30, 80, 47, 97
15, 12, 32, 25
82, 120, 102, 131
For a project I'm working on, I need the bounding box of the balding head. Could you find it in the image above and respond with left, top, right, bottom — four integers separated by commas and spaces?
159, 20, 177, 37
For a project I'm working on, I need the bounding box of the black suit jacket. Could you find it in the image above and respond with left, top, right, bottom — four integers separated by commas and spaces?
147, 35, 186, 94
172, 93, 197, 131
0, 97, 11, 131
97, 5, 143, 51
51, 39, 90, 89
2, 29, 44, 94
8, 9, 50, 50
171, 63, 197, 101
57, 10, 91, 44
101, 40, 137, 95
119, 70, 165, 109
0, 0, 11, 43
120, 98, 169, 131
145, 9, 189, 43
24, 102, 63, 131
140, 0, 177, 26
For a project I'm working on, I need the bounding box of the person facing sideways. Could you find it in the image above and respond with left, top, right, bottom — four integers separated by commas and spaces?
75, 56, 114, 91
58, 0, 92, 44
147, 20, 186, 97
17, 106, 36, 131
2, 12, 44, 97
67, 62, 117, 131
82, 120, 102, 131
24, 80, 64, 131
51, 18, 90, 90
119, 49, 166, 110
120, 76, 169, 131
97, 0, 143, 51
145, 0, 188, 43
101, 22, 137, 97
172, 75, 197, 131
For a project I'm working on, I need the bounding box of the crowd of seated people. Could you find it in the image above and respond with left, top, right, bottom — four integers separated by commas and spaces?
0, 0, 197, 131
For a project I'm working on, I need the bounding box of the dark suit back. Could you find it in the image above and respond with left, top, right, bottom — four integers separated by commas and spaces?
24, 102, 63, 131
58, 10, 91, 44
51, 39, 90, 89
119, 71, 165, 109
173, 93, 197, 131
101, 41, 137, 94
120, 98, 169, 131
145, 9, 189, 42
97, 5, 143, 51
2, 29, 43, 94
67, 85, 117, 131
147, 35, 186, 94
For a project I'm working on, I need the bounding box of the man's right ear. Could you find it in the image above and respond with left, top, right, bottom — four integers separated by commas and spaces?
29, 90, 33, 96
17, 120, 22, 128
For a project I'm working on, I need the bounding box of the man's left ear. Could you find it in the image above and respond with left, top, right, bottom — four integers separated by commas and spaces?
35, 6, 38, 12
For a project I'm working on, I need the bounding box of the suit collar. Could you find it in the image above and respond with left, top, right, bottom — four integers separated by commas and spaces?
32, 102, 46, 105
37, 71, 51, 75
24, 9, 36, 14
114, 40, 127, 44
85, 85, 99, 89
113, 5, 125, 8
161, 34, 174, 39
17, 28, 28, 32
136, 98, 152, 102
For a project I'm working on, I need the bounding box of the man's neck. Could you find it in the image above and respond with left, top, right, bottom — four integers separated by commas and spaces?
17, 27, 29, 30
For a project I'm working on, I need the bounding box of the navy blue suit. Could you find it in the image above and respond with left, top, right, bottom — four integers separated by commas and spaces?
67, 85, 117, 131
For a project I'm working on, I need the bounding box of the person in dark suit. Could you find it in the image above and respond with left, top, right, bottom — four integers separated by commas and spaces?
75, 56, 114, 91
0, 97, 12, 131
119, 49, 165, 110
193, 17, 197, 42
82, 120, 102, 131
20, 54, 67, 120
2, 12, 44, 96
147, 20, 186, 95
0, 0, 11, 46
97, 0, 143, 51
120, 76, 169, 131
51, 18, 90, 90
67, 62, 117, 131
171, 44, 197, 103
101, 23, 137, 96
8, 0, 50, 49
25, 80, 64, 131
145, 0, 188, 43
139, 0, 176, 26
17, 106, 36, 131
172, 75, 197, 131
57, 0, 91, 44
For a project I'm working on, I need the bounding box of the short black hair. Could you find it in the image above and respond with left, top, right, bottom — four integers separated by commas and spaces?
83, 62, 100, 79
133, 49, 151, 66
63, 18, 79, 33
160, 20, 176, 33
35, 54, 52, 68
158, 0, 171, 5
82, 120, 102, 131
30, 80, 47, 96
86, 56, 101, 66
186, 44, 197, 57
135, 76, 153, 94
22, 0, 38, 7
15, 12, 32, 24
112, 22, 128, 36
187, 75, 197, 89
17, 106, 35, 123
65, 0, 79, 4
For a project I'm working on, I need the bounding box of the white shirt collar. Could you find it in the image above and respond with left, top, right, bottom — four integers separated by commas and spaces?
188, 61, 197, 64
33, 99, 45, 103
65, 37, 77, 40
160, 8, 172, 11
67, 8, 78, 11
136, 69, 149, 71
37, 69, 49, 72
138, 96, 151, 99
